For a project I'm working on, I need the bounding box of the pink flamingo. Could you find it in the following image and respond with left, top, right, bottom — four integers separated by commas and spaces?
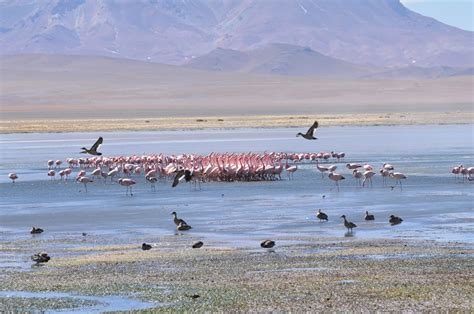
362, 170, 375, 187
59, 170, 65, 181
47, 160, 54, 169
47, 170, 56, 181
328, 172, 345, 191
55, 160, 62, 169
118, 178, 136, 196
352, 169, 363, 186
8, 173, 18, 184
64, 168, 72, 181
146, 175, 158, 191
346, 163, 362, 170
380, 168, 390, 186
389, 172, 407, 190
316, 160, 329, 178
77, 176, 93, 192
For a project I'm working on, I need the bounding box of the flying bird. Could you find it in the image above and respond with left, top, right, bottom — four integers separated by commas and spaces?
172, 169, 192, 187
296, 121, 319, 140
81, 137, 103, 156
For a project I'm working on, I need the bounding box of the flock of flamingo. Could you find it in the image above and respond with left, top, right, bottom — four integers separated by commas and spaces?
6, 152, 473, 194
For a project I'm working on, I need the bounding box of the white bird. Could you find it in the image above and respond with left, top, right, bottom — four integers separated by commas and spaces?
383, 163, 394, 170
362, 171, 375, 187
389, 172, 407, 189
346, 163, 362, 170
316, 160, 329, 178
352, 169, 363, 186
328, 172, 345, 191
77, 176, 93, 192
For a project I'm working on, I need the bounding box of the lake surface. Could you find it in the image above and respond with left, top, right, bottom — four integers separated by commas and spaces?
0, 125, 473, 252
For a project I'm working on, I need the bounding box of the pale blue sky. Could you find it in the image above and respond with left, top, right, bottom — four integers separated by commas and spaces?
401, 0, 473, 31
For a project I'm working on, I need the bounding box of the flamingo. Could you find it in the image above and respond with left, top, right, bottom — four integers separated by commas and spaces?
316, 160, 329, 178
47, 160, 54, 169
285, 163, 298, 180
362, 170, 375, 187
382, 163, 394, 171
107, 167, 119, 182
8, 173, 18, 184
55, 160, 62, 169
352, 169, 363, 186
77, 176, 93, 192
380, 168, 390, 186
64, 168, 72, 181
47, 170, 56, 181
346, 163, 362, 170
389, 172, 407, 189
328, 172, 345, 191
118, 178, 136, 196
146, 175, 158, 191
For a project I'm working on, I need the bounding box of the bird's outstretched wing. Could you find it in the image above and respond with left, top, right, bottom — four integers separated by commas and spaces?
172, 170, 185, 187
305, 121, 318, 136
90, 137, 103, 151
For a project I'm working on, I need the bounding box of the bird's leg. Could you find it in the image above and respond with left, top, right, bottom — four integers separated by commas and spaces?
130, 187, 133, 196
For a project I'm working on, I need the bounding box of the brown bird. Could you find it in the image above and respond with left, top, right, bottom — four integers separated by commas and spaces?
297, 121, 319, 140
192, 241, 204, 248
172, 169, 192, 187
341, 215, 357, 232
389, 215, 403, 225
177, 222, 192, 231
364, 210, 375, 221
141, 243, 152, 250
316, 209, 328, 222
260, 240, 275, 248
171, 211, 189, 226
80, 137, 103, 156
30, 227, 44, 234
31, 252, 50, 265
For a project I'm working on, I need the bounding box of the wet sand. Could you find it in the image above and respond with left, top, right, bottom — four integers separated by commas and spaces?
1, 111, 473, 133
0, 235, 472, 312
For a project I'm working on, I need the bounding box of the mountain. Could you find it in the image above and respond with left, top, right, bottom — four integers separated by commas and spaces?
363, 66, 474, 79
3, 54, 472, 119
0, 0, 472, 67
186, 43, 374, 78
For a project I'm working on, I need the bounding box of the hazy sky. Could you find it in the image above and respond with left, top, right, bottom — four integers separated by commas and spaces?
401, 0, 473, 31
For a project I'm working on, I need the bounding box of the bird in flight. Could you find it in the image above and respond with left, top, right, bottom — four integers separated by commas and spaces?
172, 169, 192, 187
81, 137, 103, 156
296, 121, 318, 140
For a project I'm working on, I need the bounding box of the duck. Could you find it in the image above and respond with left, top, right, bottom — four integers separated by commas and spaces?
260, 240, 275, 248
296, 121, 318, 140
192, 241, 204, 248
389, 215, 403, 225
341, 215, 357, 232
30, 227, 44, 234
316, 209, 328, 222
31, 252, 50, 265
177, 222, 192, 231
141, 243, 152, 250
364, 210, 375, 221
80, 137, 103, 156
171, 211, 188, 226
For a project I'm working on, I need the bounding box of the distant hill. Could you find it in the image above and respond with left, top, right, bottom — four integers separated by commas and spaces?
363, 66, 474, 79
0, 0, 472, 67
186, 44, 374, 78
2, 54, 473, 120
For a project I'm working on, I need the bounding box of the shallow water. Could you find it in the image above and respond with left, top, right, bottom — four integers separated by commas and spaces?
0, 290, 158, 313
0, 125, 473, 252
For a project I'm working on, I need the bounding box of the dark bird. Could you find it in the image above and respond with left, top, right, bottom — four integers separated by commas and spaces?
80, 137, 103, 156
297, 121, 318, 140
260, 240, 275, 249
31, 252, 50, 265
177, 222, 192, 231
30, 227, 44, 234
389, 215, 403, 225
364, 210, 375, 221
142, 243, 152, 250
192, 241, 204, 249
82, 232, 87, 237
341, 215, 357, 232
172, 169, 192, 187
171, 211, 189, 226
316, 209, 328, 222
186, 294, 200, 299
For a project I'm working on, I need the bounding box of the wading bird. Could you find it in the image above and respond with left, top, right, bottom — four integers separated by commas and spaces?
364, 211, 375, 221
118, 178, 136, 196
341, 215, 357, 232
8, 173, 18, 184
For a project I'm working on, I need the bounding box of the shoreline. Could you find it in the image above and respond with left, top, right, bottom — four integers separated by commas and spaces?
1, 111, 473, 134
0, 236, 472, 312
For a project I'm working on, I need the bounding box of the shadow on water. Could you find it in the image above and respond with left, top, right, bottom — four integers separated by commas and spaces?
0, 291, 162, 313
